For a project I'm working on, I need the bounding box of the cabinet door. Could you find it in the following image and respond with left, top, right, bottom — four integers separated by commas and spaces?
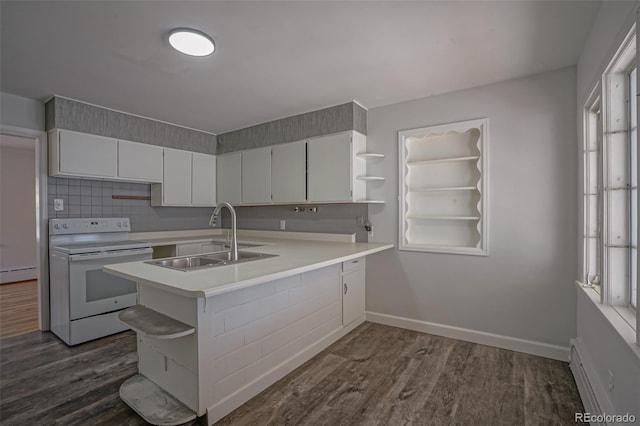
118, 140, 163, 182
201, 242, 223, 253
216, 152, 242, 204
192, 153, 216, 206
307, 133, 352, 202
163, 149, 192, 206
58, 130, 117, 178
272, 141, 306, 203
242, 147, 272, 204
176, 243, 202, 256
342, 266, 365, 326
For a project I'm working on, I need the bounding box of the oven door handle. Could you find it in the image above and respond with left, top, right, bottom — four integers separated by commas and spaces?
69, 247, 153, 262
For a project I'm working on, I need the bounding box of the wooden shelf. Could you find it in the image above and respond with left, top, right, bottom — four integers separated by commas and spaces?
409, 186, 477, 193
356, 152, 385, 159
118, 305, 195, 339
407, 215, 480, 221
355, 200, 385, 204
357, 176, 385, 181
407, 156, 480, 166
120, 374, 197, 426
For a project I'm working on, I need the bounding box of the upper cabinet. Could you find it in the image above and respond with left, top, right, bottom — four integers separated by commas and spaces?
118, 140, 163, 182
192, 153, 217, 206
49, 129, 117, 178
242, 147, 272, 204
272, 141, 306, 203
215, 131, 384, 206
307, 131, 383, 203
151, 149, 216, 207
216, 152, 242, 204
307, 133, 352, 202
156, 148, 192, 206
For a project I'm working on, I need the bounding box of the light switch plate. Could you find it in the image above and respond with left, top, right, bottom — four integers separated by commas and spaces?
54, 199, 64, 211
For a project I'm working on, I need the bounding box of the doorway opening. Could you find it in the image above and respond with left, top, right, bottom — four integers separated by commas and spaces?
0, 134, 39, 338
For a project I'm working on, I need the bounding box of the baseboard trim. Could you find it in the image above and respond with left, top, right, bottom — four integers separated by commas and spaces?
0, 268, 37, 284
365, 311, 569, 361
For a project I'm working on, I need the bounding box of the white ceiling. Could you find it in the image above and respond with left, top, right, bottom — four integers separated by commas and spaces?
1, 1, 600, 134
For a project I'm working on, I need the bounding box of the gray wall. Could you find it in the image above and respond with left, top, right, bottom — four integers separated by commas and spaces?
223, 204, 370, 242
574, 0, 640, 417
217, 102, 366, 153
365, 67, 578, 347
45, 96, 216, 154
0, 92, 45, 130
47, 177, 212, 232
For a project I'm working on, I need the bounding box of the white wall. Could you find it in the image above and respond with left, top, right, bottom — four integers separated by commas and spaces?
574, 0, 640, 418
0, 135, 37, 280
365, 67, 577, 351
0, 92, 45, 131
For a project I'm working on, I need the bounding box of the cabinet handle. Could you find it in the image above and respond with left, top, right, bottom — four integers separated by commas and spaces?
344, 283, 348, 294
351, 260, 358, 264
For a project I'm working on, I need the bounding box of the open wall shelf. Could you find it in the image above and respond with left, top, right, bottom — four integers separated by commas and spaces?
399, 118, 489, 256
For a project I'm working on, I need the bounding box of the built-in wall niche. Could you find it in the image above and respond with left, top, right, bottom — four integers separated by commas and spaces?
398, 118, 488, 255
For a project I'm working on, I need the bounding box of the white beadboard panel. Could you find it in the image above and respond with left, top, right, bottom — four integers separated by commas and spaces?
224, 300, 261, 331
224, 340, 262, 375
212, 328, 245, 360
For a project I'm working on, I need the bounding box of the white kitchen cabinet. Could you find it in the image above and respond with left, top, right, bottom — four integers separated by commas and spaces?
272, 141, 306, 203
192, 153, 216, 206
118, 140, 163, 182
341, 257, 365, 326
176, 242, 224, 256
307, 133, 351, 202
307, 131, 376, 203
49, 129, 117, 178
216, 152, 242, 204
241, 147, 272, 204
153, 150, 217, 207
159, 148, 192, 206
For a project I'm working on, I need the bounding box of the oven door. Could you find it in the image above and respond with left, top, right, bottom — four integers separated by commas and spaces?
68, 248, 152, 320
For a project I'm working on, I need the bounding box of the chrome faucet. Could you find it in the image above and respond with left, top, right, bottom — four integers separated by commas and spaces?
209, 202, 238, 261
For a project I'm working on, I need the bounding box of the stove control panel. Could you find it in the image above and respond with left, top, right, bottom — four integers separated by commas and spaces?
50, 218, 131, 235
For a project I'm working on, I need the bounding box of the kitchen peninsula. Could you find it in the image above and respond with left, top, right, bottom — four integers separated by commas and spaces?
105, 231, 393, 425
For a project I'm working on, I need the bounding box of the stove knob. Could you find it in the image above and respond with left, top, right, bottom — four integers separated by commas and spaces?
116, 222, 122, 227
123, 220, 129, 227
53, 223, 59, 229
62, 224, 68, 229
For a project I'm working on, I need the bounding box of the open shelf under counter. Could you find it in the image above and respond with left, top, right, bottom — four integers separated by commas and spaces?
407, 215, 481, 221
407, 155, 480, 166
118, 305, 195, 340
356, 152, 385, 159
356, 176, 385, 182
409, 186, 477, 193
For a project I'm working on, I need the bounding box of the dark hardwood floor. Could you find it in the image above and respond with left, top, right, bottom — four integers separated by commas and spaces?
0, 322, 584, 425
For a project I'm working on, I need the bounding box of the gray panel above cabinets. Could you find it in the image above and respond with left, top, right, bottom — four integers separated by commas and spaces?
45, 96, 216, 154
217, 101, 367, 154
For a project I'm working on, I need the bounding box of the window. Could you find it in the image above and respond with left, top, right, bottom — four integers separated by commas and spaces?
583, 26, 637, 330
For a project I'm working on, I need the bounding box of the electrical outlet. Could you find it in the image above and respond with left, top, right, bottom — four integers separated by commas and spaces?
368, 229, 374, 238
54, 199, 64, 211
280, 220, 286, 230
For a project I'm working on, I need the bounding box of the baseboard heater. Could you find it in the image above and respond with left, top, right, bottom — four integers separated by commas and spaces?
570, 344, 604, 426
0, 266, 37, 284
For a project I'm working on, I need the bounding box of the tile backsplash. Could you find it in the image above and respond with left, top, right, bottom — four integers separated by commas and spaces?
47, 177, 213, 232
48, 178, 371, 239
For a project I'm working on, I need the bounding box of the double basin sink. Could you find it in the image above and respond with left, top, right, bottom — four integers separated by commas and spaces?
146, 251, 278, 272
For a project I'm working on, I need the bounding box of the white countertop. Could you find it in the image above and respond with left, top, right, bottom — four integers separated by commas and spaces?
105, 236, 394, 299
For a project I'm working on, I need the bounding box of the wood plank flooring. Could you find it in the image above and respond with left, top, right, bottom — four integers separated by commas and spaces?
0, 322, 584, 425
0, 280, 39, 339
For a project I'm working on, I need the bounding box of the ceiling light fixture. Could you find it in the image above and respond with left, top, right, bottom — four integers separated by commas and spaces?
168, 28, 215, 57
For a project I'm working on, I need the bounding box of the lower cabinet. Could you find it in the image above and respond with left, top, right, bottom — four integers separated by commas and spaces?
341, 257, 365, 326
176, 242, 223, 256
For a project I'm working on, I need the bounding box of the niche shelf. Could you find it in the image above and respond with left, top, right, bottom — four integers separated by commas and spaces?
399, 118, 488, 256
357, 152, 385, 159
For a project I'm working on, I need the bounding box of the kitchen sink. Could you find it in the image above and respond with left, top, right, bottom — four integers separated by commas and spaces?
145, 251, 278, 272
